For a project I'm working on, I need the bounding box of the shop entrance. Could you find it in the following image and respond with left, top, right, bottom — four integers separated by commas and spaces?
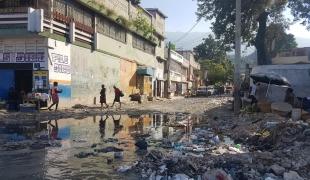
15, 70, 33, 94
0, 63, 33, 100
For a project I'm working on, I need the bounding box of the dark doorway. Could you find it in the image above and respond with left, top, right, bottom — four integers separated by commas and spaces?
15, 70, 33, 94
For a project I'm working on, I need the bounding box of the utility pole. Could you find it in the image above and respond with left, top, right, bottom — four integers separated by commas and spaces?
234, 0, 241, 114
166, 41, 171, 99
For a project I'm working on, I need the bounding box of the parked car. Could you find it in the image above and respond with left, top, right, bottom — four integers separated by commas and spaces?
225, 86, 233, 94
196, 86, 208, 96
207, 85, 215, 96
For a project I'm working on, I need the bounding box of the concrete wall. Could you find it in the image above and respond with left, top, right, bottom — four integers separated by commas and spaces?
272, 56, 310, 65
252, 64, 310, 102
96, 32, 157, 67
70, 44, 121, 105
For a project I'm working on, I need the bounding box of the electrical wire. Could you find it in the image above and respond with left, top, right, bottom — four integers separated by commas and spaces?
173, 19, 202, 44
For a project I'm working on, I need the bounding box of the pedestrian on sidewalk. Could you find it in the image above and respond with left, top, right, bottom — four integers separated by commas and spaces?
48, 82, 62, 111
111, 86, 123, 109
100, 84, 109, 110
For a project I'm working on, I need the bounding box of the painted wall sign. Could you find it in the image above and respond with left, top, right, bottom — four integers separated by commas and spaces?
48, 39, 72, 99
51, 53, 71, 74
0, 38, 48, 69
0, 52, 45, 63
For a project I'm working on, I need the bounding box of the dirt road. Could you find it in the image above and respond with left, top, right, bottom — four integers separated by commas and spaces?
0, 96, 232, 122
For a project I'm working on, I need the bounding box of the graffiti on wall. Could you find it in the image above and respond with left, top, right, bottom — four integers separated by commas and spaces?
51, 53, 71, 74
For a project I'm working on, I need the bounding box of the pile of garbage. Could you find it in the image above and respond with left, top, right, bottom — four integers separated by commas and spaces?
116, 112, 310, 179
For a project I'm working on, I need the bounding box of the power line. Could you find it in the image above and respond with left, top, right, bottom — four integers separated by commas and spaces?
173, 19, 202, 44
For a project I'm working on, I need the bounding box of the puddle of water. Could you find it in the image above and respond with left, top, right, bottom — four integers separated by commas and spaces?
0, 114, 178, 179
0, 113, 235, 179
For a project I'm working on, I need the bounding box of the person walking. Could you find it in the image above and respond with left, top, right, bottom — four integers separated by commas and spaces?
111, 86, 123, 109
48, 82, 62, 111
100, 84, 109, 110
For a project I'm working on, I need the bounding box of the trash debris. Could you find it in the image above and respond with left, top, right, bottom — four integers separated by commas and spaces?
94, 146, 123, 153
74, 152, 96, 158
135, 138, 148, 150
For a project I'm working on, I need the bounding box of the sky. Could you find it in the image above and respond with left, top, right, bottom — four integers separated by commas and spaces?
141, 0, 310, 39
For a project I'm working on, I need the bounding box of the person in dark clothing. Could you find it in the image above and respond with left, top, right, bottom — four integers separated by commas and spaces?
112, 115, 123, 136
111, 86, 123, 109
99, 114, 109, 138
100, 84, 109, 110
285, 88, 295, 107
8, 87, 18, 111
48, 82, 62, 111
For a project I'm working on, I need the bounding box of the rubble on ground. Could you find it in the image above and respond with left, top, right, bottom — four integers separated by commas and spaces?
123, 111, 310, 180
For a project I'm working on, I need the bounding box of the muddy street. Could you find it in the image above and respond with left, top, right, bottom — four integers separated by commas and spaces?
0, 97, 309, 179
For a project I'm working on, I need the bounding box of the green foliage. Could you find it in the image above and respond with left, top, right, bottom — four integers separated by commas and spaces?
106, 8, 116, 17
193, 35, 230, 63
288, 0, 310, 30
116, 16, 131, 28
266, 23, 298, 57
194, 35, 233, 85
132, 10, 155, 38
168, 43, 176, 50
200, 60, 233, 85
86, 0, 105, 11
196, 0, 288, 65
197, 0, 286, 47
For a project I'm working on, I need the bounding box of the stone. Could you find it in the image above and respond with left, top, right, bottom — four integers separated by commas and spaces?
202, 169, 233, 180
171, 174, 190, 180
283, 171, 304, 180
270, 164, 285, 176
135, 138, 148, 150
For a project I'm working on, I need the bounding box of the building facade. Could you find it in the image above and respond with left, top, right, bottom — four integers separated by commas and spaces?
0, 0, 167, 105
272, 47, 310, 65
164, 49, 201, 96
177, 50, 201, 91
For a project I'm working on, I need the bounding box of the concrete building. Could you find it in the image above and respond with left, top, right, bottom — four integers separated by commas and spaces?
0, 0, 167, 106
272, 47, 310, 65
166, 49, 200, 96
177, 50, 201, 91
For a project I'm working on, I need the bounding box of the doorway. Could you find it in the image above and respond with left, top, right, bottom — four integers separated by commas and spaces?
15, 70, 33, 94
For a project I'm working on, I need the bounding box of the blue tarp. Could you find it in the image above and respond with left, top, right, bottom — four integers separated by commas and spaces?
137, 67, 154, 76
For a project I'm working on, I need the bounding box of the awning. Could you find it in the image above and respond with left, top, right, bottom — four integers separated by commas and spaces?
137, 66, 154, 76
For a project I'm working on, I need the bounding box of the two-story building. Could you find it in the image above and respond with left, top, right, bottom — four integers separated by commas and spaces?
0, 0, 167, 106
177, 50, 201, 91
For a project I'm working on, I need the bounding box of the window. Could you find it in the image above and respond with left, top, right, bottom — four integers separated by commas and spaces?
53, 0, 66, 15
97, 16, 127, 43
133, 35, 155, 55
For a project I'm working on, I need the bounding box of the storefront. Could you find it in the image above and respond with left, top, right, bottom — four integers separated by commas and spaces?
0, 38, 48, 100
136, 66, 154, 96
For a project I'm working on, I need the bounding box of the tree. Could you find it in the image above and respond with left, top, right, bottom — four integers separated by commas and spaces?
200, 60, 233, 85
194, 35, 233, 85
266, 23, 297, 58
193, 35, 230, 63
196, 0, 287, 65
288, 0, 310, 30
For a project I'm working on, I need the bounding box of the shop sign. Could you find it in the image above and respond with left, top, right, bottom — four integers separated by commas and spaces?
0, 52, 45, 63
33, 70, 49, 90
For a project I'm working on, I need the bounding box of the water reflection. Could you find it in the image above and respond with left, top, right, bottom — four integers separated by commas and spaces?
0, 113, 181, 179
